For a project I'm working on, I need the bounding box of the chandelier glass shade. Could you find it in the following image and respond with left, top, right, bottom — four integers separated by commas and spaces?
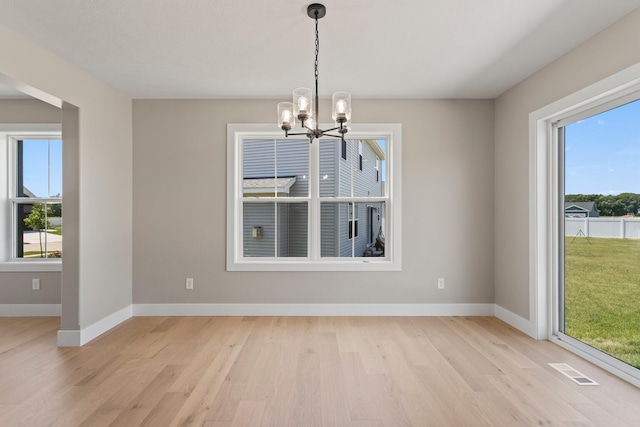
277, 3, 351, 143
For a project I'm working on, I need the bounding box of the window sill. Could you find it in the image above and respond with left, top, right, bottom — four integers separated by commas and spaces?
227, 258, 401, 272
0, 261, 62, 272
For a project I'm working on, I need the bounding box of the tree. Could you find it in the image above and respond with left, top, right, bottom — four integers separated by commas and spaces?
566, 193, 640, 216
49, 194, 62, 217
23, 204, 52, 258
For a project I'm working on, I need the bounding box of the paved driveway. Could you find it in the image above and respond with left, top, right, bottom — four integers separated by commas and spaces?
23, 230, 62, 253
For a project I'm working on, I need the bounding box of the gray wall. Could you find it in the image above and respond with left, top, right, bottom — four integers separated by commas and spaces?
0, 99, 62, 304
494, 8, 640, 319
133, 99, 495, 304
0, 22, 132, 330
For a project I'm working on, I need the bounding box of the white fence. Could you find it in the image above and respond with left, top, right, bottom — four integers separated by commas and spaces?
565, 217, 640, 239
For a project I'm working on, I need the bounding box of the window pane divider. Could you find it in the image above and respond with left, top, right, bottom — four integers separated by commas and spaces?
241, 197, 309, 203
319, 197, 388, 203
11, 197, 62, 203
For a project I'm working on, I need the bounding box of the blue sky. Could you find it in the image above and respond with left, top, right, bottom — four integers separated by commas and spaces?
22, 139, 62, 197
565, 99, 640, 195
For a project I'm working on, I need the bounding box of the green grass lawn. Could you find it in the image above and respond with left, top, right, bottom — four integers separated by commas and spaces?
565, 237, 640, 368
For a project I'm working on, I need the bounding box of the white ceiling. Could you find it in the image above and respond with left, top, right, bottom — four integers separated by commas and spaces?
0, 0, 639, 99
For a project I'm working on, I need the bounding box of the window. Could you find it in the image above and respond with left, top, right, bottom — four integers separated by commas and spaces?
375, 157, 380, 182
348, 202, 359, 239
0, 125, 62, 270
227, 123, 401, 271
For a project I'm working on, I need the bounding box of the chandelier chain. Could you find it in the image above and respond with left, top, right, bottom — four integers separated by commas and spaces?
314, 12, 319, 126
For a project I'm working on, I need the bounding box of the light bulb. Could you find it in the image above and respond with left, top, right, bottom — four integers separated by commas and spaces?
281, 109, 292, 124
298, 96, 309, 112
277, 102, 295, 129
332, 92, 351, 124
293, 88, 313, 119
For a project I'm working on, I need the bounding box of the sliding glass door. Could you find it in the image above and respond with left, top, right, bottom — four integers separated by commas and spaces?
558, 98, 640, 373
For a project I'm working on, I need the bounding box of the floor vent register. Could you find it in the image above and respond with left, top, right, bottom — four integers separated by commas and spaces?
548, 363, 599, 386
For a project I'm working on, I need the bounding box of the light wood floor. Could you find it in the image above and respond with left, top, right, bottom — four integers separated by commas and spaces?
1, 316, 639, 426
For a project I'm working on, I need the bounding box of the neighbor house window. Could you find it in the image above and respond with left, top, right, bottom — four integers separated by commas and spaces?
227, 124, 402, 271
348, 202, 359, 239
0, 126, 62, 270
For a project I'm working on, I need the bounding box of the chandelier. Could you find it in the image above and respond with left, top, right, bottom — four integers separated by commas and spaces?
277, 3, 351, 144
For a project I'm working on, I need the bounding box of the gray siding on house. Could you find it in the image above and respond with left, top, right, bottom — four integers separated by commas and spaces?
319, 140, 339, 197
243, 202, 307, 257
564, 202, 599, 218
243, 139, 309, 197
243, 202, 276, 257
336, 140, 385, 256
243, 138, 384, 258
320, 203, 338, 256
319, 141, 339, 257
286, 203, 307, 257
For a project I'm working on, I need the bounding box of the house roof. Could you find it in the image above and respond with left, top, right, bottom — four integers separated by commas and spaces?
564, 202, 596, 211
363, 139, 386, 160
1, 2, 639, 99
22, 186, 36, 198
243, 177, 297, 195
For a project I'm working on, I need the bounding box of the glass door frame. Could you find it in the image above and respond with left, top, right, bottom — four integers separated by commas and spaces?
550, 93, 640, 387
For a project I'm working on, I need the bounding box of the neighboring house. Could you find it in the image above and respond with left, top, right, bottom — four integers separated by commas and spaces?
243, 138, 385, 257
22, 186, 37, 198
564, 201, 599, 218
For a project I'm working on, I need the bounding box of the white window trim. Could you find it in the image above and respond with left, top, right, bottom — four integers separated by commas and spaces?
530, 62, 640, 387
0, 124, 62, 272
227, 123, 402, 272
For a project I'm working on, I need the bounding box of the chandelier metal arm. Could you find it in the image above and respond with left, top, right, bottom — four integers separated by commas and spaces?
321, 126, 342, 133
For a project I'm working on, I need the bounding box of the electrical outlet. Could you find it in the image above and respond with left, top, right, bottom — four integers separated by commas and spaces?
437, 278, 445, 290
186, 278, 194, 290
32, 278, 40, 290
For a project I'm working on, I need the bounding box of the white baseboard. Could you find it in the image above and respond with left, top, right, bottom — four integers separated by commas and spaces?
494, 304, 538, 339
133, 303, 496, 317
57, 329, 81, 347
57, 305, 133, 347
0, 304, 61, 316
48, 303, 536, 347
